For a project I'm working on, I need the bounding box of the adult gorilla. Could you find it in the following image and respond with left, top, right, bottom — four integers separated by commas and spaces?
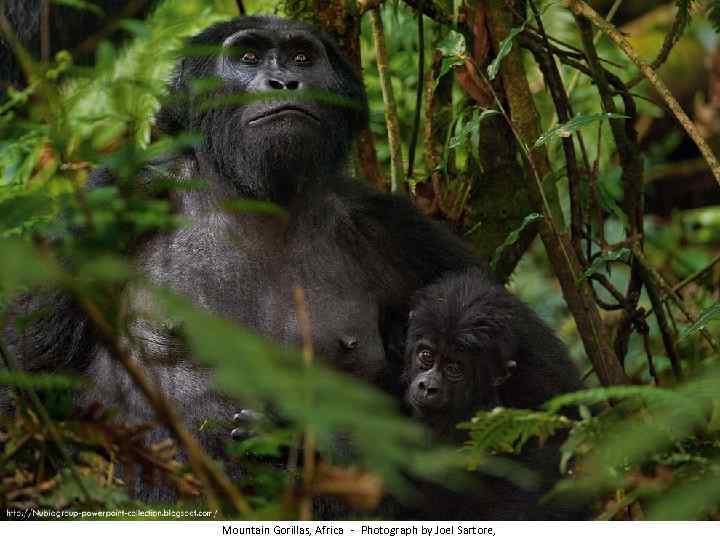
2, 16, 480, 496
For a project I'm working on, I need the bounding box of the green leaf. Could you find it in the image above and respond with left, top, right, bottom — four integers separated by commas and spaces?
51, 0, 105, 17
0, 239, 61, 295
487, 23, 526, 81
543, 385, 677, 413
580, 247, 631, 281
436, 56, 464, 87
448, 109, 499, 150
679, 302, 720, 341
458, 407, 572, 455
709, 0, 720, 33
490, 213, 542, 272
118, 19, 152, 39
437, 30, 467, 58
646, 462, 720, 520
222, 199, 289, 219
0, 370, 82, 390
0, 190, 54, 234
534, 113, 628, 148
77, 255, 132, 283
435, 31, 467, 88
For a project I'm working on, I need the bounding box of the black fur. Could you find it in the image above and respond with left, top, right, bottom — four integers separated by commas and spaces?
398, 268, 586, 519
404, 267, 582, 438
2, 16, 481, 501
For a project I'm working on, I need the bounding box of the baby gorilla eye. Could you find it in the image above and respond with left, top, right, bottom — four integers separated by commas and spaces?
417, 348, 434, 370
294, 52, 310, 63
241, 50, 259, 64
444, 361, 463, 381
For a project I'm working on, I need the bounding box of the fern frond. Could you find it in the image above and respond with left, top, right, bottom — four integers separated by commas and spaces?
458, 407, 573, 456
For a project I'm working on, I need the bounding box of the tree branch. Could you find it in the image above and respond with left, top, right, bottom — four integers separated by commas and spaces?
565, 0, 720, 187
370, 8, 405, 193
485, 1, 628, 387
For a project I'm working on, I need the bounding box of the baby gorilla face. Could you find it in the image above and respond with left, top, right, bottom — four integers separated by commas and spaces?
406, 337, 468, 413
404, 331, 501, 439
402, 269, 521, 441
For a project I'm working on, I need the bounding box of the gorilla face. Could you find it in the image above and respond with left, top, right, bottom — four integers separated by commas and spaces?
158, 17, 368, 200
403, 328, 504, 440
401, 270, 522, 441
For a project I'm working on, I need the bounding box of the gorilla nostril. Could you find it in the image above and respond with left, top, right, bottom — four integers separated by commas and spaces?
286, 80, 300, 90
426, 386, 438, 396
268, 79, 284, 90
341, 336, 359, 350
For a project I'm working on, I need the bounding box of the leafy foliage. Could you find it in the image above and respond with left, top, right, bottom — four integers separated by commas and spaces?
459, 407, 572, 455
1, 0, 720, 522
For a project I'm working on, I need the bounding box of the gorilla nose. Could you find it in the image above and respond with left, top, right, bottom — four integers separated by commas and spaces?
267, 78, 301, 90
418, 379, 440, 400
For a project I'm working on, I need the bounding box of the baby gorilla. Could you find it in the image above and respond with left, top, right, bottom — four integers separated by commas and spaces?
403, 267, 582, 441
398, 268, 587, 519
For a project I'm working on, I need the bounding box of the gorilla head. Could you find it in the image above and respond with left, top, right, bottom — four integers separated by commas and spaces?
402, 269, 521, 441
157, 16, 368, 200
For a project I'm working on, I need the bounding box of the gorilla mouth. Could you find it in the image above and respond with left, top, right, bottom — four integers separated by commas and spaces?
410, 396, 447, 414
247, 105, 320, 125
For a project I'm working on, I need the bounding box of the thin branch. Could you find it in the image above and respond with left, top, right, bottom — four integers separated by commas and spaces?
589, 273, 626, 306
626, 3, 691, 89
632, 247, 720, 352
421, 50, 444, 215
406, 3, 425, 180
632, 250, 683, 381
565, 0, 720, 187
485, 1, 628, 386
369, 8, 405, 192
564, 0, 623, 99
574, 13, 645, 368
672, 252, 720, 295
639, 317, 661, 386
528, 0, 584, 258
524, 26, 625, 68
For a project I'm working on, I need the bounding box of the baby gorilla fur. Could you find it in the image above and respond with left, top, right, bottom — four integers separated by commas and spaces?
403, 267, 583, 442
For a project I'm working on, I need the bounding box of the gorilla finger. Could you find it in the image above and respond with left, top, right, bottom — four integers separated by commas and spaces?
232, 408, 265, 425
230, 427, 257, 441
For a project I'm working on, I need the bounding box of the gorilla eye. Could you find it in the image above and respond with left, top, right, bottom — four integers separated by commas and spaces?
294, 52, 310, 63
445, 361, 463, 380
240, 51, 259, 64
417, 348, 434, 370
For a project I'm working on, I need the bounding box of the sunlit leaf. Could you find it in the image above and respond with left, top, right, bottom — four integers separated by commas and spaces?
680, 302, 720, 341
490, 213, 542, 273
534, 113, 628, 148
487, 23, 526, 81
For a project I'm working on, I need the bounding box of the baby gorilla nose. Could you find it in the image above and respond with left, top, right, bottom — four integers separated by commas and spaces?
340, 335, 359, 350
414, 373, 444, 409
418, 380, 438, 396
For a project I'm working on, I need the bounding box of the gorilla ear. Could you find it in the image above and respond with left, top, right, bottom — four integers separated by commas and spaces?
408, 310, 415, 321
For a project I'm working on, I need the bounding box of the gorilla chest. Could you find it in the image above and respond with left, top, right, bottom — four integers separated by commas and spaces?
130, 211, 385, 381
